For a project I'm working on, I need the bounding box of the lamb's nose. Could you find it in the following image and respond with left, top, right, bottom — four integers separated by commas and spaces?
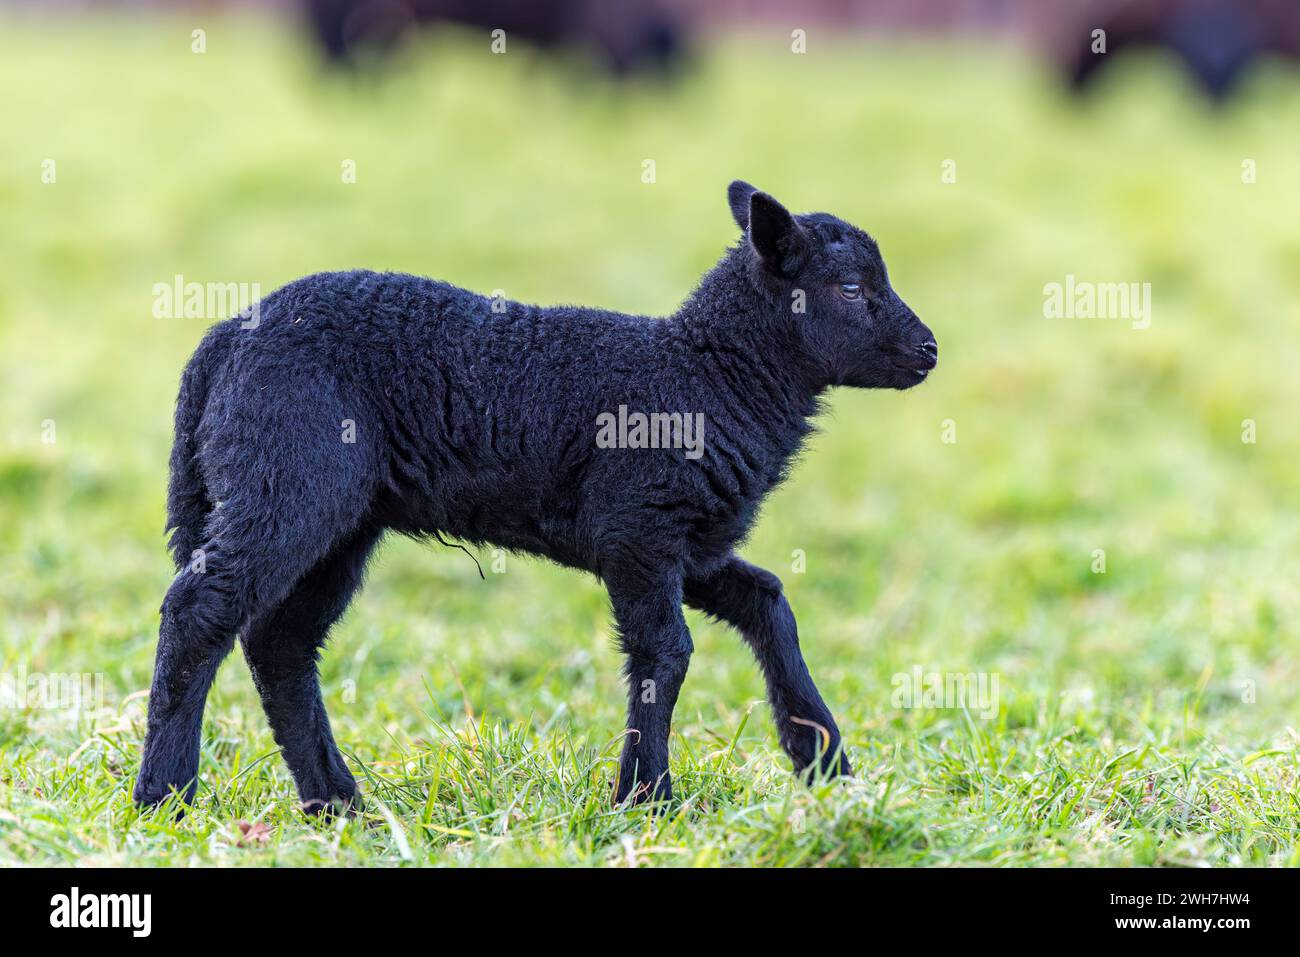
918, 339, 938, 361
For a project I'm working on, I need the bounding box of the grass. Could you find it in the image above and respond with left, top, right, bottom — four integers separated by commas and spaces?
2, 10, 1300, 866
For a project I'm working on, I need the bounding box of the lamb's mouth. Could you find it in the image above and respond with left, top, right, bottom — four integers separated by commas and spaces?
892, 361, 933, 380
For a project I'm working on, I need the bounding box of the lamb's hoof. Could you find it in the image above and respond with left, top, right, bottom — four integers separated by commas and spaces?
614, 772, 673, 810
132, 776, 197, 816
300, 792, 363, 819
795, 748, 852, 785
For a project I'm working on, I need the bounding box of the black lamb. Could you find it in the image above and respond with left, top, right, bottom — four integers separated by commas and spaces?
134, 180, 938, 812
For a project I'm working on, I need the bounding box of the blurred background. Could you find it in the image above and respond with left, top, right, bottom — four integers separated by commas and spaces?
1, 0, 1299, 866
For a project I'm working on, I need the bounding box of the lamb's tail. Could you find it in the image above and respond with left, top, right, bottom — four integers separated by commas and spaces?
165, 323, 235, 570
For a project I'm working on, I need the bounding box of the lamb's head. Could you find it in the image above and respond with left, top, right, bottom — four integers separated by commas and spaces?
727, 180, 937, 390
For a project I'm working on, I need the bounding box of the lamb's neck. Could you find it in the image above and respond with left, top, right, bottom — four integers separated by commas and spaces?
670, 257, 827, 425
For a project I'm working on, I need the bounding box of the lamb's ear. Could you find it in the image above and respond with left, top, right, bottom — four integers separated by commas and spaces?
728, 180, 757, 230
748, 190, 806, 277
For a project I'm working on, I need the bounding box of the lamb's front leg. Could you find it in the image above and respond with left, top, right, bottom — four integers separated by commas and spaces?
607, 570, 693, 805
685, 557, 851, 781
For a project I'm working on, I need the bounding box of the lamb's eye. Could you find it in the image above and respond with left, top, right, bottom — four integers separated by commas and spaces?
839, 283, 863, 301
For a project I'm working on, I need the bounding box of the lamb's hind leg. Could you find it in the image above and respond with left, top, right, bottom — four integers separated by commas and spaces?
239, 524, 382, 814
133, 553, 244, 808
136, 374, 376, 810
684, 556, 850, 781
135, 518, 347, 809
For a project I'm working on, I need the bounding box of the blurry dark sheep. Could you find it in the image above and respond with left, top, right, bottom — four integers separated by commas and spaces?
1065, 0, 1300, 101
305, 0, 686, 77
